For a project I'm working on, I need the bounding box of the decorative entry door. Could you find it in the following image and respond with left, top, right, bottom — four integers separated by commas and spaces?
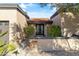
36, 24, 44, 36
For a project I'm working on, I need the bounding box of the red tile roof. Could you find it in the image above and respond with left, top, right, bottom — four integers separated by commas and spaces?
31, 18, 49, 22
27, 18, 53, 24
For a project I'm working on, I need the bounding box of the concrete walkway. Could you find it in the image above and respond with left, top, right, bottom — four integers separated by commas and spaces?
30, 38, 79, 51
7, 38, 79, 56
27, 38, 79, 56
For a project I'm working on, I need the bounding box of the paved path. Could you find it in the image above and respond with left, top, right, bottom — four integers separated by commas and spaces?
30, 38, 79, 51
7, 38, 79, 56
26, 38, 79, 56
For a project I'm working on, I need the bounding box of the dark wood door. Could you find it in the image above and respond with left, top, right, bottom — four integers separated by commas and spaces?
36, 24, 44, 35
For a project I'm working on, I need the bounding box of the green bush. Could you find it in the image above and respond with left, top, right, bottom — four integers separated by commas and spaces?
24, 25, 35, 38
47, 25, 61, 37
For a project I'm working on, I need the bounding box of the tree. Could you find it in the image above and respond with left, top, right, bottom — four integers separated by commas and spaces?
38, 3, 79, 15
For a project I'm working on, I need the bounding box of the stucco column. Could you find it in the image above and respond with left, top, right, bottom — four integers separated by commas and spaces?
44, 24, 49, 37
61, 17, 65, 37
9, 23, 14, 41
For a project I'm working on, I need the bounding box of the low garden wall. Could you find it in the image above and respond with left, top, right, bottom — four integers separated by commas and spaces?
30, 38, 79, 51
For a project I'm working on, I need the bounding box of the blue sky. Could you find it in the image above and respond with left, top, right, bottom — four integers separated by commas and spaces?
19, 3, 57, 18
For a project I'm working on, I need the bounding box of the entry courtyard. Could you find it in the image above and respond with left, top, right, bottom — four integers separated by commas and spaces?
0, 3, 79, 56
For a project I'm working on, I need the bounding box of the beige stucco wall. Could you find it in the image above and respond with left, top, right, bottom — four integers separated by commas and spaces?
61, 12, 79, 37
44, 24, 47, 37
0, 9, 17, 41
0, 9, 28, 41
17, 10, 28, 31
51, 14, 61, 27
45, 24, 51, 37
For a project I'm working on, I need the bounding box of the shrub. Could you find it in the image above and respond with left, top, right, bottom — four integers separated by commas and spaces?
24, 25, 35, 38
47, 25, 61, 37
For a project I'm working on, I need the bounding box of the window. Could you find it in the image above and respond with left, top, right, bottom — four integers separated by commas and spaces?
0, 21, 9, 26
0, 22, 3, 25
4, 22, 9, 26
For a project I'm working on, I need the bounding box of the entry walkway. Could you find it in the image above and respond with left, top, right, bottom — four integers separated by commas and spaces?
7, 38, 79, 56
30, 38, 79, 51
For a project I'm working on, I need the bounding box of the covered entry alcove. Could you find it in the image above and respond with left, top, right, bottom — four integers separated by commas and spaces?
27, 18, 53, 37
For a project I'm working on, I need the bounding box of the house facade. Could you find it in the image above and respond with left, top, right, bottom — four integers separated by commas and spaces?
50, 10, 79, 37
0, 4, 79, 42
0, 4, 53, 42
0, 4, 29, 42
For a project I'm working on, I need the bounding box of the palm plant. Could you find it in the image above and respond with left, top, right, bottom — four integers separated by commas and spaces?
0, 31, 17, 56
0, 31, 8, 55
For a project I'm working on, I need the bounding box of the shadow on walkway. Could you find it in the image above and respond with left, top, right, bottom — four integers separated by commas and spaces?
41, 50, 79, 56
